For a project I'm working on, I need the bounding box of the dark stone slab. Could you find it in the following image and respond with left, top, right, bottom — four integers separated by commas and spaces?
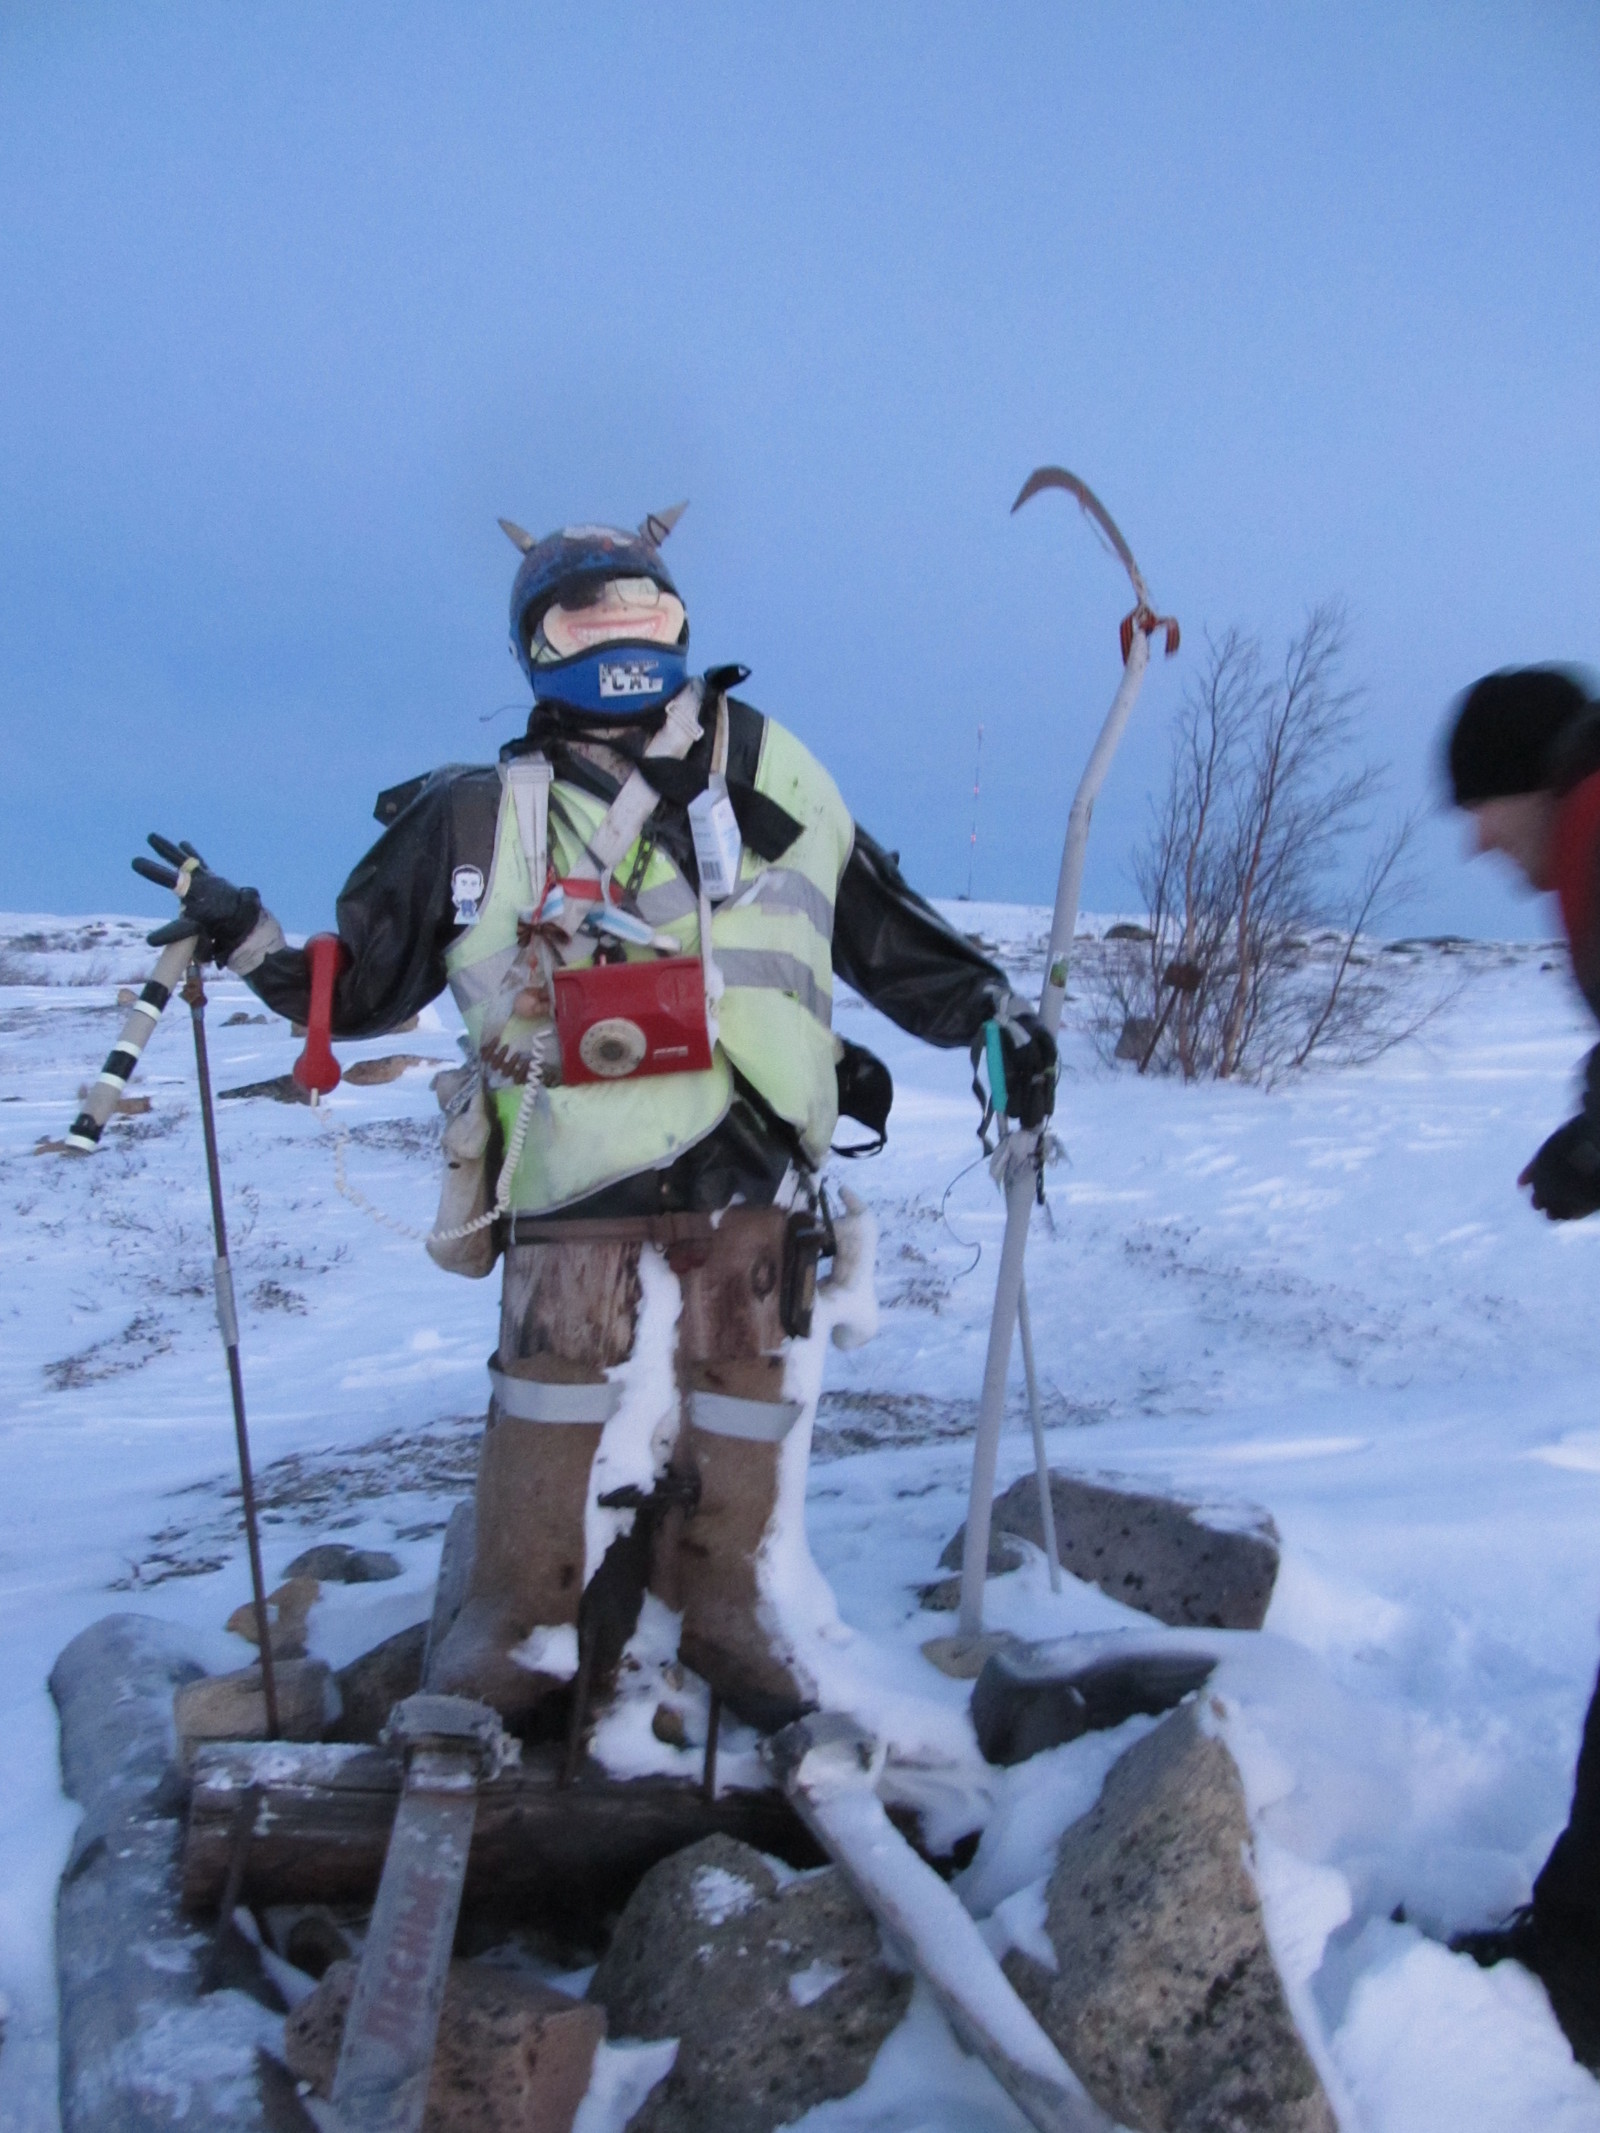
218, 1074, 310, 1104
281, 1543, 401, 1584
589, 1834, 912, 2133
943, 1469, 1280, 1630
971, 1633, 1218, 1764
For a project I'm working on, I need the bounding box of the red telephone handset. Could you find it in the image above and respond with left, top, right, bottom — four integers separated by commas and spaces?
292, 933, 346, 1098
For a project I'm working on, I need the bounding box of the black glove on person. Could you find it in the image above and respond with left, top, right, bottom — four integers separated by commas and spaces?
1520, 1113, 1600, 1222
973, 1006, 1058, 1131
131, 834, 262, 966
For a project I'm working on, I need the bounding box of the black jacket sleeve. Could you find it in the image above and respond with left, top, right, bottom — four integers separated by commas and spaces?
831, 824, 1013, 1048
247, 766, 498, 1038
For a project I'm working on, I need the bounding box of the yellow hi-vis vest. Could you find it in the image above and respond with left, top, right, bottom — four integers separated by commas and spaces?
444, 714, 855, 1213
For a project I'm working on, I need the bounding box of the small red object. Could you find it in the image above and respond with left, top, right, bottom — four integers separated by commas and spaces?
1120, 605, 1182, 663
554, 956, 714, 1085
292, 933, 346, 1096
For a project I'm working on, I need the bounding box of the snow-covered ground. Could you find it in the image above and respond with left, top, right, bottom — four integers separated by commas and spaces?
4, 904, 1600, 2130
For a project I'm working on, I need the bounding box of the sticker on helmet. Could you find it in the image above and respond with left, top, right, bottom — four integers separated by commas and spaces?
451, 865, 485, 925
599, 659, 667, 699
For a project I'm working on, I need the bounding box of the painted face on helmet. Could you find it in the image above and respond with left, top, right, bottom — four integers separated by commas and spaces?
539, 578, 687, 660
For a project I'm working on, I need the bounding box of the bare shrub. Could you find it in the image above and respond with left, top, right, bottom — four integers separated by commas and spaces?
1099, 605, 1430, 1081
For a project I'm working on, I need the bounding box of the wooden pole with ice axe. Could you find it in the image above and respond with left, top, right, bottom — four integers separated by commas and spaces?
955, 472, 1178, 1649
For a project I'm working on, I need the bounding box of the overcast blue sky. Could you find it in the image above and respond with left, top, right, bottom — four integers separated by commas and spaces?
1, 4, 1596, 937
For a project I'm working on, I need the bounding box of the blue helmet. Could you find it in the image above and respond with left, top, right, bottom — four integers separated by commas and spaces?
501, 507, 689, 717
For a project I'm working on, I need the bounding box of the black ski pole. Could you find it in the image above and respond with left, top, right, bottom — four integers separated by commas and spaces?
183, 953, 280, 1738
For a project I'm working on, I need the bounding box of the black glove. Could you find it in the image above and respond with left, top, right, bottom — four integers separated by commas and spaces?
131, 833, 262, 966
973, 1006, 1058, 1131
1520, 1114, 1600, 1221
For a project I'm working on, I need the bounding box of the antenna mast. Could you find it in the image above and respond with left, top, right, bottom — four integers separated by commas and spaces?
964, 723, 984, 900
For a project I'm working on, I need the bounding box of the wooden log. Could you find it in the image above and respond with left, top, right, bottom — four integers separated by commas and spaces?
182, 1739, 820, 1932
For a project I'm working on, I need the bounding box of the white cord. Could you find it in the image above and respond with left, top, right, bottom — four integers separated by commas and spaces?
327, 1047, 541, 1245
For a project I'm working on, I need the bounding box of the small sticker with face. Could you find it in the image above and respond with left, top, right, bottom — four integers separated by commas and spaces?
451, 865, 485, 924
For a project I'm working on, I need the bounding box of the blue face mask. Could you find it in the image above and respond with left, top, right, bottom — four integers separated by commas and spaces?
527, 643, 690, 717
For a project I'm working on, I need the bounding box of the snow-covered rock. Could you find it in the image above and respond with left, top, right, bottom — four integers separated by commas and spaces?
1004, 1703, 1338, 2131
587, 1834, 910, 2133
50, 1614, 286, 2133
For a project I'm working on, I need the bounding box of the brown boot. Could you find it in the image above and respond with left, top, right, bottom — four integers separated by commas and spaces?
428, 1235, 641, 1721
676, 1369, 813, 1731
669, 1210, 819, 1730
426, 1364, 614, 1719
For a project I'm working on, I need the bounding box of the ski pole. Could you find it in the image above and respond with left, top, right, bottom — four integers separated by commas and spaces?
183, 954, 280, 1738
957, 471, 1177, 1641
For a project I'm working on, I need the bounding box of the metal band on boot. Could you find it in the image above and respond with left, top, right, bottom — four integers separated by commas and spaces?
688, 1389, 801, 1442
489, 1363, 621, 1424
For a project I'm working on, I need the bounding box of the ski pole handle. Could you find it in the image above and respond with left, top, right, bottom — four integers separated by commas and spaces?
292, 933, 346, 1099
57, 934, 198, 1152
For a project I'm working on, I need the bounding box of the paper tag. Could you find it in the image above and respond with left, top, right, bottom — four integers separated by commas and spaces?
689, 777, 743, 902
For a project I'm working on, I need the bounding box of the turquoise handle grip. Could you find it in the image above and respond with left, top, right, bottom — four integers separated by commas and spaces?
983, 1018, 1008, 1116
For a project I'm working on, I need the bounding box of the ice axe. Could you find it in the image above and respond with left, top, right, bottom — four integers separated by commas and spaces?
955, 471, 1177, 1646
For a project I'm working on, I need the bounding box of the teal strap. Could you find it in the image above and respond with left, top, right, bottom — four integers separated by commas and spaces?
983, 1018, 1008, 1117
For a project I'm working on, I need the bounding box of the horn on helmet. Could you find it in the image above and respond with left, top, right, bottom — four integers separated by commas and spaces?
497, 517, 536, 553
638, 501, 688, 547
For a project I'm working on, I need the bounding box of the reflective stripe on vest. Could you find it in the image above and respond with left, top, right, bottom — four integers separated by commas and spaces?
444, 709, 854, 1212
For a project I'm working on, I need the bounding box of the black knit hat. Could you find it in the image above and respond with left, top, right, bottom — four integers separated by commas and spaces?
1447, 667, 1595, 805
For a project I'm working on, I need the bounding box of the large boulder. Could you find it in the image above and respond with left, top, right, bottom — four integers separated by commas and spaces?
942, 1470, 1279, 1630
328, 1622, 428, 1743
285, 1959, 603, 2132
1003, 1705, 1335, 2132
50, 1614, 290, 2133
587, 1834, 911, 2133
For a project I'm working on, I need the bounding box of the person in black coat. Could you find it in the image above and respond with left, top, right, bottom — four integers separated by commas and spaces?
1446, 664, 1600, 2064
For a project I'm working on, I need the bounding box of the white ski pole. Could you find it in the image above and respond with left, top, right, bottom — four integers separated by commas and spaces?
957, 470, 1177, 1641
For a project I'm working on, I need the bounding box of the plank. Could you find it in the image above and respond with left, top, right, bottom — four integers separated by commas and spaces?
183, 1739, 818, 1929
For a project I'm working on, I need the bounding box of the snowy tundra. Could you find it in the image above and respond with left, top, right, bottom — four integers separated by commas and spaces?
3, 904, 1600, 2132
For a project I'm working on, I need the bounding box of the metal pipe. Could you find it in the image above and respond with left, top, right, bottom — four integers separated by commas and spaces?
183, 959, 280, 1738
1016, 1277, 1061, 1592
958, 556, 1161, 1638
1036, 630, 1153, 1043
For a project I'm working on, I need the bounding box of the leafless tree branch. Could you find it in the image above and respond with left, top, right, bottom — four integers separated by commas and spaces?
1099, 607, 1432, 1083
